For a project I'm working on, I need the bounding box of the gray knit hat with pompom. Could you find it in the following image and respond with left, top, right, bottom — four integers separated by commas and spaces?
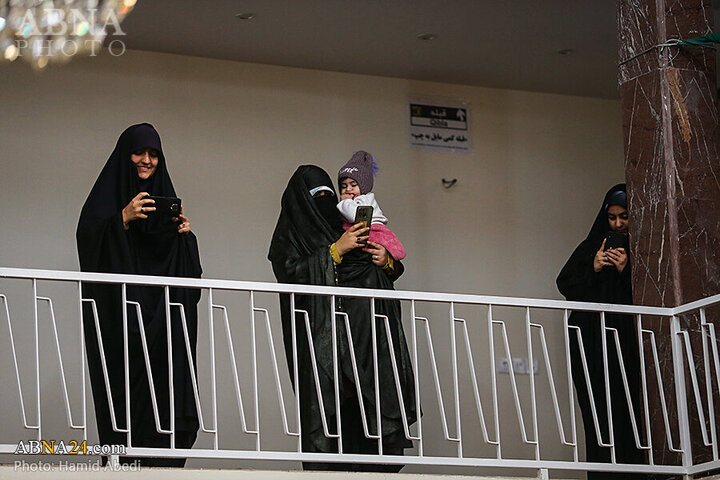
337, 150, 377, 194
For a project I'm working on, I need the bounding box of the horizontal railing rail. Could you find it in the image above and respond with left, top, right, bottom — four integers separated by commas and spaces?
0, 267, 717, 478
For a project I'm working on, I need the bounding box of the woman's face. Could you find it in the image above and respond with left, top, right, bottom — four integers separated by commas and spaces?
607, 205, 629, 232
131, 148, 159, 180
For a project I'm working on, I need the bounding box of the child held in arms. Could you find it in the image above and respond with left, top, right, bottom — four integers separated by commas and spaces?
336, 150, 406, 266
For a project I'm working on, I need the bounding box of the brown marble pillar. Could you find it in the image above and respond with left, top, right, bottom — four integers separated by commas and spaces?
618, 0, 720, 472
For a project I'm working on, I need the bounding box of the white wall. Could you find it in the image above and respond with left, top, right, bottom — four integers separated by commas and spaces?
0, 49, 623, 293
0, 50, 624, 475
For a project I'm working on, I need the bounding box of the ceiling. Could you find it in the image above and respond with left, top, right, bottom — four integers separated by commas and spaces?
119, 1, 622, 99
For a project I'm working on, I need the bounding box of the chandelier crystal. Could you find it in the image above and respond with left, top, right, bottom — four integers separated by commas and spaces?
0, 0, 137, 69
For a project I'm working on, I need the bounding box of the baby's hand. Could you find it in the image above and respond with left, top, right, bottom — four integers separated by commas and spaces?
340, 193, 353, 200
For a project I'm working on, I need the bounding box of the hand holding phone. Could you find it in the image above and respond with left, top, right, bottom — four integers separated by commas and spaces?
146, 196, 182, 219
335, 222, 370, 256
603, 231, 628, 251
354, 205, 373, 245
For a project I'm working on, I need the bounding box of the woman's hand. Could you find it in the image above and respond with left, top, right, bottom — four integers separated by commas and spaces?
175, 206, 191, 234
335, 223, 370, 256
363, 241, 388, 266
593, 238, 612, 272
122, 192, 155, 225
605, 247, 628, 273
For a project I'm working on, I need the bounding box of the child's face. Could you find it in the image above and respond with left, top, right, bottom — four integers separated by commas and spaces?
340, 178, 361, 200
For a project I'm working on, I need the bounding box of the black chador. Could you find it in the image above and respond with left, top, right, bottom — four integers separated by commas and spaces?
77, 123, 202, 466
557, 184, 646, 479
268, 165, 417, 471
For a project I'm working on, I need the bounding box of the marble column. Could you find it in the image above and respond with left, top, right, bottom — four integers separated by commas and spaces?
618, 0, 720, 472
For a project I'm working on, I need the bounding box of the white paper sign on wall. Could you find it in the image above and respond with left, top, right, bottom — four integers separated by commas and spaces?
409, 101, 470, 152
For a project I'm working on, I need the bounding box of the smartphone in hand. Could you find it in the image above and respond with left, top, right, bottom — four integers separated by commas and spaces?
354, 205, 373, 245
147, 196, 182, 218
604, 231, 628, 251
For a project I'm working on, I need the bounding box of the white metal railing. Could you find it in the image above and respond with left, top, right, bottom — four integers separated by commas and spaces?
0, 266, 718, 477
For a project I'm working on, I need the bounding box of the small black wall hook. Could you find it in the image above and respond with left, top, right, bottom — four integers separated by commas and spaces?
441, 178, 458, 189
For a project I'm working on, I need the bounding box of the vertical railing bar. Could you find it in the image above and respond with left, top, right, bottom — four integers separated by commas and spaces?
532, 321, 573, 446
298, 309, 338, 439
450, 303, 462, 457
371, 297, 382, 455
84, 298, 128, 434
331, 295, 342, 454
495, 320, 532, 444
122, 284, 131, 446
128, 301, 171, 435
381, 314, 419, 441
670, 315, 693, 468
643, 328, 683, 453
78, 282, 87, 441
488, 305, 501, 459
290, 293, 301, 453
37, 297, 82, 429
526, 307, 540, 460
254, 306, 298, 437
217, 305, 254, 434
678, 330, 710, 445
0, 294, 36, 430
701, 312, 720, 460
411, 300, 423, 456
569, 325, 612, 448
635, 314, 655, 465
340, 312, 379, 440
637, 315, 654, 464
607, 327, 648, 450
700, 308, 718, 459
33, 279, 41, 441
171, 302, 214, 434
458, 319, 497, 445
250, 291, 261, 451
208, 288, 219, 450
600, 311, 615, 463
165, 285, 175, 449
563, 309, 578, 462
419, 317, 456, 442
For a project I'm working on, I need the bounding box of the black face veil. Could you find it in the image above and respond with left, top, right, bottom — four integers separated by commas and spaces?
268, 165, 343, 271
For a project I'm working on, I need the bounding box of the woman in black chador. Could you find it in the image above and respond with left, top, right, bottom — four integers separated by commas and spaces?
557, 184, 646, 479
77, 123, 202, 466
268, 165, 417, 472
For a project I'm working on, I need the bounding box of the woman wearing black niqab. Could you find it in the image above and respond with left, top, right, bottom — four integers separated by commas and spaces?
268, 165, 417, 472
557, 184, 647, 479
77, 123, 202, 467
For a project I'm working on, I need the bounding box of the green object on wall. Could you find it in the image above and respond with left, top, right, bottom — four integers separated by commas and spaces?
678, 32, 720, 45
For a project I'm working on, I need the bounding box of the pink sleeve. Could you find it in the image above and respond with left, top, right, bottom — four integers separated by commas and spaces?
369, 224, 406, 260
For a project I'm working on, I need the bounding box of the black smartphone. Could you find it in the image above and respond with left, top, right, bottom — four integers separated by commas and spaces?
604, 231, 628, 251
147, 196, 182, 218
354, 205, 373, 245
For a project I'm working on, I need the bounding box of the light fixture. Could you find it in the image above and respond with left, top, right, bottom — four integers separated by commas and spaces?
235, 12, 256, 20
0, 0, 138, 69
417, 33, 437, 41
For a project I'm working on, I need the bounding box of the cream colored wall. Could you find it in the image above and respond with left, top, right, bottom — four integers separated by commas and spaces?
0, 50, 623, 293
0, 50, 623, 475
